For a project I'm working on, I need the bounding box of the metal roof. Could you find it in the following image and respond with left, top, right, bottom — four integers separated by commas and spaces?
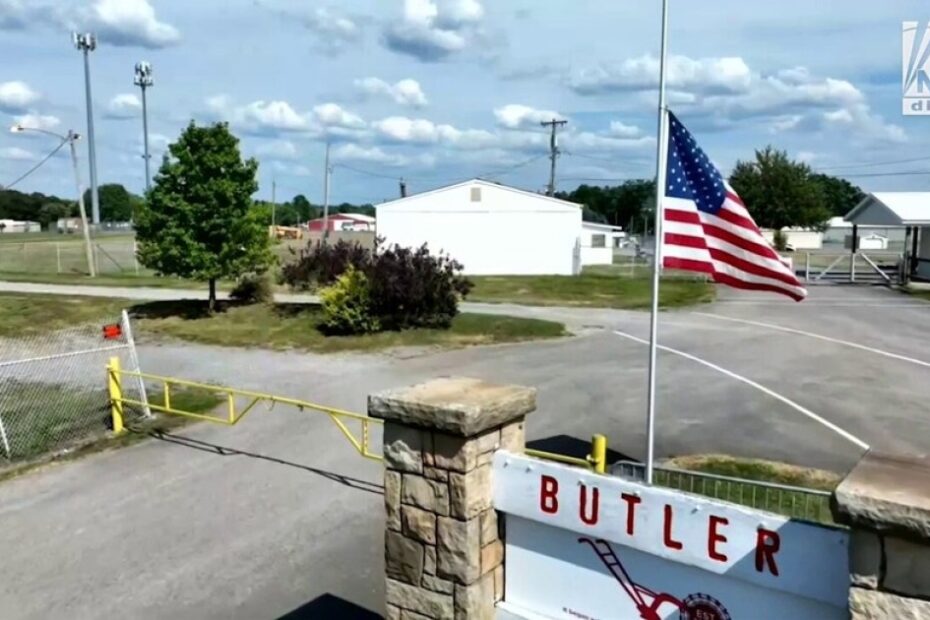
845, 192, 930, 226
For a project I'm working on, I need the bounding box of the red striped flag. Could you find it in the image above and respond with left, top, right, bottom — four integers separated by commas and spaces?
661, 112, 807, 301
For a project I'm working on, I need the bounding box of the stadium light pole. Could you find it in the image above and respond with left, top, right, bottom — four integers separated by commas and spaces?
74, 32, 100, 226
134, 61, 154, 193
11, 125, 96, 277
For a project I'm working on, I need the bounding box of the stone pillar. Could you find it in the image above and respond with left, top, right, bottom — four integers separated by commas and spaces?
370, 377, 535, 620
832, 452, 930, 619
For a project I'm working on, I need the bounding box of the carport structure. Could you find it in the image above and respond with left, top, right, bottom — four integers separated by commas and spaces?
846, 192, 930, 283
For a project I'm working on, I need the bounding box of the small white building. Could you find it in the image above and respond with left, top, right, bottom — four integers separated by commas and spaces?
580, 222, 625, 265
823, 216, 905, 249
376, 179, 582, 275
761, 227, 823, 250
0, 219, 40, 233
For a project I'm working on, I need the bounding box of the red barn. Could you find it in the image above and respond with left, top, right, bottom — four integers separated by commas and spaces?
306, 213, 375, 232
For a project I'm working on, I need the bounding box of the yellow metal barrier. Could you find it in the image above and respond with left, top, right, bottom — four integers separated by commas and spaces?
106, 357, 125, 435
109, 366, 383, 461
526, 433, 608, 474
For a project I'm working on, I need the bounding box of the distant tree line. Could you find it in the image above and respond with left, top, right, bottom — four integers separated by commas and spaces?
558, 146, 865, 234
0, 183, 147, 230
253, 194, 375, 227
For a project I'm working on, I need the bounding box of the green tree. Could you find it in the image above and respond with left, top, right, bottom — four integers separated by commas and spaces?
83, 183, 136, 222
135, 121, 273, 310
292, 194, 316, 222
729, 147, 830, 230
38, 202, 76, 230
557, 179, 655, 230
810, 173, 865, 218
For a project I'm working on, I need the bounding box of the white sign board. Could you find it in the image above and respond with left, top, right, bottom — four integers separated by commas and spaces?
493, 453, 848, 620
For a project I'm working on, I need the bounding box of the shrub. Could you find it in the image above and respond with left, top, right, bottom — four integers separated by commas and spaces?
230, 272, 274, 304
280, 239, 371, 290
772, 229, 788, 252
319, 266, 381, 334
369, 244, 473, 330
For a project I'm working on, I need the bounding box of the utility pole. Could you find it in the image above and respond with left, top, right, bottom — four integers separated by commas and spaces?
541, 118, 567, 196
322, 141, 332, 242
271, 177, 277, 228
67, 131, 96, 277
134, 61, 154, 193
74, 32, 100, 225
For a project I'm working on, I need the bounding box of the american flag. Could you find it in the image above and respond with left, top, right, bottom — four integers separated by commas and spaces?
661, 112, 807, 301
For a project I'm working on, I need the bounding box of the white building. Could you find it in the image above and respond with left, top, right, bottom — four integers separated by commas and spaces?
580, 222, 626, 265
0, 219, 40, 233
760, 227, 823, 250
376, 179, 583, 275
845, 192, 930, 280
823, 216, 905, 249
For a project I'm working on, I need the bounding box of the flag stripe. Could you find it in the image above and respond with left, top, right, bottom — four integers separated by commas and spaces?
664, 251, 806, 301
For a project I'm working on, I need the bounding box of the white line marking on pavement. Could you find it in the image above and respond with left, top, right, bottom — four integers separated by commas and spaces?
710, 302, 930, 307
612, 330, 870, 450
692, 312, 930, 369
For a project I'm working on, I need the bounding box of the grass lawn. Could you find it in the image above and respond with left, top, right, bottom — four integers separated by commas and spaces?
0, 293, 130, 338
469, 271, 715, 310
132, 301, 567, 353
660, 454, 840, 524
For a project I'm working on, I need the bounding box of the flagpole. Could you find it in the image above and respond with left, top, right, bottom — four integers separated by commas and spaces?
645, 0, 671, 486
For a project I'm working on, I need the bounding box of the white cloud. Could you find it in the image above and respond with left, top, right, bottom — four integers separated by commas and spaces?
313, 103, 366, 129
355, 77, 428, 107
562, 131, 655, 153
372, 115, 496, 149
297, 6, 361, 56
332, 143, 409, 167
208, 95, 313, 133
14, 113, 60, 132
494, 104, 564, 129
255, 140, 299, 160
570, 55, 752, 95
105, 93, 141, 119
76, 0, 180, 48
0, 81, 40, 112
606, 121, 641, 138
0, 146, 35, 161
384, 0, 487, 62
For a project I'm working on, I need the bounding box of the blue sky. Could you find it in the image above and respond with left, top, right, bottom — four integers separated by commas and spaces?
0, 0, 927, 205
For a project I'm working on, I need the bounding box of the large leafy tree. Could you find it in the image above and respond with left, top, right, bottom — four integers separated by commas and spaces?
810, 173, 865, 218
135, 122, 273, 310
729, 147, 830, 230
84, 183, 136, 222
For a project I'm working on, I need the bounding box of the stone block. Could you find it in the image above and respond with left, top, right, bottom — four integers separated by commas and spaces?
403, 506, 437, 545
500, 420, 525, 452
424, 545, 437, 575
433, 433, 478, 473
849, 587, 930, 619
403, 474, 450, 517
480, 540, 503, 574
479, 509, 498, 546
454, 573, 495, 620
401, 612, 432, 620
849, 530, 881, 589
493, 564, 504, 602
421, 573, 455, 595
476, 451, 495, 468
369, 377, 537, 437
386, 578, 453, 620
475, 429, 500, 454
386, 471, 402, 532
437, 517, 481, 585
386, 530, 424, 586
386, 604, 402, 620
384, 423, 424, 474
425, 466, 449, 482
884, 536, 930, 597
449, 465, 493, 520
832, 452, 930, 539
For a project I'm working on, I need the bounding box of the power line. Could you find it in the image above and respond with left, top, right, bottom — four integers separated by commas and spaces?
814, 155, 930, 172
332, 162, 401, 180
478, 153, 547, 180
2, 140, 67, 190
836, 169, 930, 179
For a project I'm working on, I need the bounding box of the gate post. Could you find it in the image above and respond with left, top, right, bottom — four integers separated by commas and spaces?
370, 377, 536, 620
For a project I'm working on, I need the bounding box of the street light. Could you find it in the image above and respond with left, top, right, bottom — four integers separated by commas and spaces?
73, 32, 100, 226
11, 124, 96, 277
133, 61, 153, 193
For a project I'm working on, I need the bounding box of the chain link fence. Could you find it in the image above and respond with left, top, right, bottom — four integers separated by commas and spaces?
0, 310, 149, 461
0, 238, 139, 275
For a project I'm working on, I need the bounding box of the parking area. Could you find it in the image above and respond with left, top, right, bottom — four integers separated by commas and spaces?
0, 284, 926, 618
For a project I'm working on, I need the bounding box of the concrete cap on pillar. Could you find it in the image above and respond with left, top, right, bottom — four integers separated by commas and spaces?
832, 451, 930, 539
369, 377, 536, 438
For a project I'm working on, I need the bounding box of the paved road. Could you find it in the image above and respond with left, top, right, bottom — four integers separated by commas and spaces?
0, 282, 928, 618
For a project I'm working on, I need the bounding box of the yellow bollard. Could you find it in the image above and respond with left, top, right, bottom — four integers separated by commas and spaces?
589, 434, 608, 474
107, 356, 124, 435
